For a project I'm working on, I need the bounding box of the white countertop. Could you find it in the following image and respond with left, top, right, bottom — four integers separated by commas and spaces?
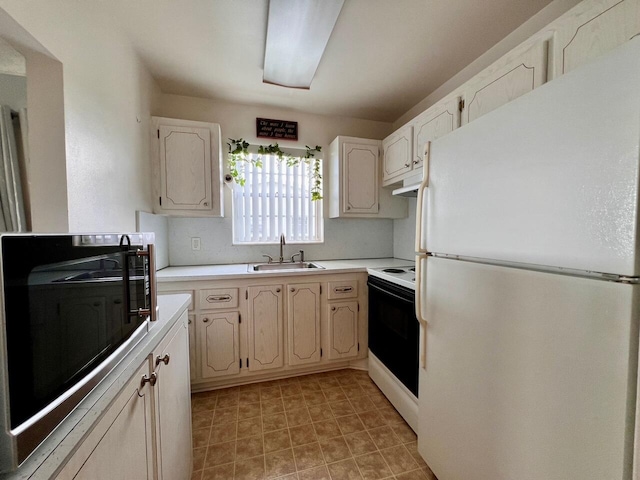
156, 257, 414, 282
2, 294, 191, 480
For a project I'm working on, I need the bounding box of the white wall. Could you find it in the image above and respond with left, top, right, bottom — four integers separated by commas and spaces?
0, 1, 161, 232
155, 94, 396, 265
393, 197, 416, 261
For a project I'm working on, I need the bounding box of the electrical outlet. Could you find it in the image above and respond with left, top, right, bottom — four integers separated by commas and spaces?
191, 237, 201, 251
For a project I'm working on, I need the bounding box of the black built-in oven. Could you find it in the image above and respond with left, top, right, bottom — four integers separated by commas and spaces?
0, 233, 157, 471
368, 275, 419, 396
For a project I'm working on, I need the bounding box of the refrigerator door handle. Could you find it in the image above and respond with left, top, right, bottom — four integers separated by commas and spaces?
415, 254, 426, 324
415, 141, 430, 254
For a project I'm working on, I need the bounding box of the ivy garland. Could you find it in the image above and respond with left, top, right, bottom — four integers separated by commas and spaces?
227, 138, 323, 201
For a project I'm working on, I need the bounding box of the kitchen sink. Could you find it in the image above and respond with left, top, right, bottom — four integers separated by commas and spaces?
249, 262, 325, 272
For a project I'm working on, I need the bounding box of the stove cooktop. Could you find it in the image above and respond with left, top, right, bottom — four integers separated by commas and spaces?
368, 265, 415, 290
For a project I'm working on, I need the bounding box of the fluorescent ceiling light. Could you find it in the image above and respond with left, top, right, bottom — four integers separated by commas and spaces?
263, 0, 345, 89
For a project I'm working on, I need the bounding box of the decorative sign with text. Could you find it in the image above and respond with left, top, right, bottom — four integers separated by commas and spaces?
256, 118, 298, 141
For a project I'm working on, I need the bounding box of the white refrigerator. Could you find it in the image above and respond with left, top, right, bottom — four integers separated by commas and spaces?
415, 38, 640, 480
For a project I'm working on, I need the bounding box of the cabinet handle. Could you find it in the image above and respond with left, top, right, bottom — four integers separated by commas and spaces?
334, 286, 353, 293
413, 158, 420, 165
156, 354, 170, 366
188, 319, 192, 324
204, 202, 209, 206
207, 294, 231, 302
331, 306, 336, 311
276, 288, 281, 293
404, 162, 410, 168
203, 317, 210, 323
346, 206, 351, 210
290, 287, 295, 292
141, 372, 157, 388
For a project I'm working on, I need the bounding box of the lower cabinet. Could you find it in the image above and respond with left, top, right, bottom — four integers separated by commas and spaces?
287, 282, 321, 366
247, 285, 285, 372
198, 312, 241, 378
327, 301, 359, 360
55, 311, 192, 480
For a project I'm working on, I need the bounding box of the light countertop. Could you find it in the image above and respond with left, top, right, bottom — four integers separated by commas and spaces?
156, 257, 414, 282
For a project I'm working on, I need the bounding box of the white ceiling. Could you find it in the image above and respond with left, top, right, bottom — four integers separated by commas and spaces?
103, 0, 553, 123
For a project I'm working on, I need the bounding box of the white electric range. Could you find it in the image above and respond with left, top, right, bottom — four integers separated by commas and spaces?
367, 265, 415, 290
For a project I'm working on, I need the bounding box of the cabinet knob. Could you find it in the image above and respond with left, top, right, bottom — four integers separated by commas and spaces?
156, 354, 170, 366
290, 288, 295, 292
204, 202, 209, 206
276, 288, 281, 293
331, 306, 336, 311
141, 372, 157, 388
346, 206, 351, 210
188, 319, 192, 325
413, 159, 420, 165
404, 163, 410, 168
203, 317, 210, 323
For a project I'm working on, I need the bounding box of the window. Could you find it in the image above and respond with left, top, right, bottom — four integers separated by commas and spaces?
232, 153, 323, 244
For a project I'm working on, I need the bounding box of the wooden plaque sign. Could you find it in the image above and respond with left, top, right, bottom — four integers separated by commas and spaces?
256, 118, 298, 140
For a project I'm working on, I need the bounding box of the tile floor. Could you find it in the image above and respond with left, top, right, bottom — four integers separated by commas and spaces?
191, 368, 437, 480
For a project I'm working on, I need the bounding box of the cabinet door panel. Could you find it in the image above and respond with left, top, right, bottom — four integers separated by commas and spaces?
413, 97, 461, 168
327, 301, 359, 360
555, 0, 640, 75
343, 143, 379, 214
287, 283, 321, 366
154, 316, 192, 480
57, 362, 155, 480
159, 125, 212, 210
248, 286, 284, 371
462, 40, 548, 125
382, 126, 413, 185
198, 312, 240, 378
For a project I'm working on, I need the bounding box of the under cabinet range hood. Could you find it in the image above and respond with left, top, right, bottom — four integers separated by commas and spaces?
392, 183, 420, 197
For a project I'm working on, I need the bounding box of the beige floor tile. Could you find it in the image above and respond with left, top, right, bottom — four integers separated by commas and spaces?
201, 461, 235, 480
342, 385, 365, 399
204, 441, 236, 468
193, 411, 215, 430
217, 393, 240, 408
329, 400, 355, 418
265, 448, 297, 479
367, 426, 402, 450
317, 377, 341, 390
343, 431, 377, 457
193, 446, 208, 471
336, 414, 366, 436
234, 455, 266, 480
236, 434, 264, 459
289, 425, 317, 447
262, 398, 286, 416
214, 406, 239, 425
238, 417, 263, 438
300, 382, 322, 394
202, 463, 234, 480
281, 383, 303, 397
358, 411, 385, 430
261, 386, 283, 401
404, 442, 428, 468
192, 397, 218, 413
240, 390, 261, 403
293, 442, 325, 471
273, 474, 298, 480
348, 396, 377, 414
322, 387, 347, 403
378, 406, 406, 426
297, 465, 331, 480
283, 394, 305, 411
263, 412, 288, 432
264, 429, 292, 453
210, 422, 238, 445
354, 452, 393, 480
337, 376, 355, 387
326, 458, 363, 480
318, 436, 351, 463
392, 423, 417, 444
303, 391, 327, 406
191, 469, 203, 480
307, 404, 334, 423
312, 419, 342, 442
395, 469, 431, 480
193, 427, 211, 448
380, 445, 419, 475
368, 392, 392, 409
286, 407, 312, 427
239, 402, 262, 421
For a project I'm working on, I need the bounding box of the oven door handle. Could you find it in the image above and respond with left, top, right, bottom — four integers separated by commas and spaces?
367, 282, 414, 305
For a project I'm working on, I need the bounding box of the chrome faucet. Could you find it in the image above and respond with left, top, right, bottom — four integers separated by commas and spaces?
279, 233, 286, 263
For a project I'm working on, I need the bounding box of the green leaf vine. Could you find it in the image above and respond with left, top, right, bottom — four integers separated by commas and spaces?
227, 138, 323, 201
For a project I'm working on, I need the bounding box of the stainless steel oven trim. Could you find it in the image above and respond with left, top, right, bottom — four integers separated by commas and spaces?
12, 319, 149, 464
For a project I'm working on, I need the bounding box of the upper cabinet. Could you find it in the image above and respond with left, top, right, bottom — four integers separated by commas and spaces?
553, 0, 640, 75
329, 136, 407, 219
382, 125, 413, 186
411, 97, 461, 170
151, 117, 223, 217
460, 40, 548, 125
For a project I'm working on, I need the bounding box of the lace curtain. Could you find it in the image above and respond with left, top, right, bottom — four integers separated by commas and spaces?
0, 105, 27, 232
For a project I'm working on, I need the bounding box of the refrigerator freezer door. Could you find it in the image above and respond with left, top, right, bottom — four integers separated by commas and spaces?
423, 38, 640, 276
418, 257, 639, 480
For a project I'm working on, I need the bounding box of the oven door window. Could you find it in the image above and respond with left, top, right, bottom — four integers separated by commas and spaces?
368, 277, 419, 396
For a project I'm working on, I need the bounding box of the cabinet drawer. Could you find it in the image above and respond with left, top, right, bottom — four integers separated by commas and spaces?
327, 281, 358, 300
199, 288, 239, 310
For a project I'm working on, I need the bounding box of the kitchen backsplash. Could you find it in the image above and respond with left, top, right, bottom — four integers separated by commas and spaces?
168, 216, 394, 265
393, 197, 417, 261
